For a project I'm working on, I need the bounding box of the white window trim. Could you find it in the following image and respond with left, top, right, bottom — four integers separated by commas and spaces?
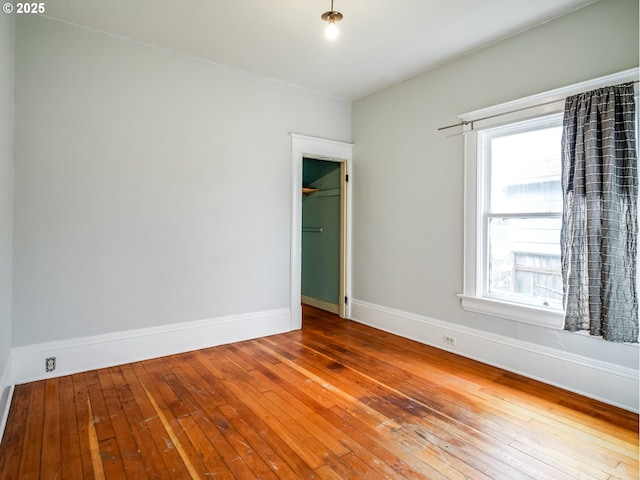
459, 68, 639, 329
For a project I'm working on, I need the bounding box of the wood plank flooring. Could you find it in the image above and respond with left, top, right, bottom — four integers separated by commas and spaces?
0, 305, 638, 479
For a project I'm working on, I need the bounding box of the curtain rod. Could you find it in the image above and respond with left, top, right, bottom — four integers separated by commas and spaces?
437, 97, 560, 132
438, 79, 639, 133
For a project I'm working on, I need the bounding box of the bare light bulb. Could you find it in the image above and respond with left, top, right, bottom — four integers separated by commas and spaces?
325, 21, 339, 40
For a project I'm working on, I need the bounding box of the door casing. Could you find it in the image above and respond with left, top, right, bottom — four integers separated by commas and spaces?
290, 134, 353, 330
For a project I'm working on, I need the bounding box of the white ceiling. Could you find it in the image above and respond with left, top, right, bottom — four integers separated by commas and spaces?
41, 0, 599, 100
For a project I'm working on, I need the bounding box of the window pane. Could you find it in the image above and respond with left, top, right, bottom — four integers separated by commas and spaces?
488, 216, 562, 309
489, 126, 562, 213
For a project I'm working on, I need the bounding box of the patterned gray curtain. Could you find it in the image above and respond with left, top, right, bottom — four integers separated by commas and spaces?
561, 82, 638, 343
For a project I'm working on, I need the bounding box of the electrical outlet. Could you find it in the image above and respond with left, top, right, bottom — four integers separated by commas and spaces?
45, 357, 56, 372
443, 335, 457, 346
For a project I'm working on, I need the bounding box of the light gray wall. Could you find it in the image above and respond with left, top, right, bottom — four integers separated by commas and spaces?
0, 14, 14, 385
351, 0, 639, 366
12, 15, 350, 346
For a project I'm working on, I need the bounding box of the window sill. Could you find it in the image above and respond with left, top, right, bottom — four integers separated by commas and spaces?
458, 294, 565, 329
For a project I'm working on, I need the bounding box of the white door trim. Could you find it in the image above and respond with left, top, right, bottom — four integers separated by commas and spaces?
290, 133, 353, 330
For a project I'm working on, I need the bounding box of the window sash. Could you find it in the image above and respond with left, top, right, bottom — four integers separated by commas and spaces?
483, 213, 563, 310
478, 116, 563, 310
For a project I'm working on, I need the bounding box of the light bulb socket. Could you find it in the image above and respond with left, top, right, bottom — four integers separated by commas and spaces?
321, 11, 343, 23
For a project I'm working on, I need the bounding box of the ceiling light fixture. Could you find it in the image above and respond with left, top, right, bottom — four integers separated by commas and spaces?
321, 0, 343, 41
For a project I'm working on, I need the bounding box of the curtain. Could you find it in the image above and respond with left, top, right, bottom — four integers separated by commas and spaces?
561, 82, 638, 343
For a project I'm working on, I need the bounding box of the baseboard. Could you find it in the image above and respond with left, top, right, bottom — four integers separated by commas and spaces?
301, 295, 339, 314
0, 353, 14, 445
350, 299, 639, 413
11, 307, 291, 386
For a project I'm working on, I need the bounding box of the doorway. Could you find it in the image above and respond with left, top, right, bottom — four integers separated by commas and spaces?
301, 158, 346, 317
290, 134, 353, 330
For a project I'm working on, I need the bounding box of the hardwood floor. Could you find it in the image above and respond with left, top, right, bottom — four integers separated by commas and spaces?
0, 306, 638, 479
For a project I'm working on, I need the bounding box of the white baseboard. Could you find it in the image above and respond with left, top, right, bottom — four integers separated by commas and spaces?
350, 299, 639, 413
11, 308, 291, 386
0, 353, 14, 445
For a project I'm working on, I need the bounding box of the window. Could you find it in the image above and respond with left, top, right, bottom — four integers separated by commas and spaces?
457, 68, 638, 329
481, 115, 563, 310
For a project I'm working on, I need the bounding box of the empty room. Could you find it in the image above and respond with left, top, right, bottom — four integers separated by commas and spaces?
0, 0, 639, 478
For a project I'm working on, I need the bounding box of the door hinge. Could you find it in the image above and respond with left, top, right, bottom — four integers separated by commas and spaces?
345, 296, 348, 304
345, 174, 349, 182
